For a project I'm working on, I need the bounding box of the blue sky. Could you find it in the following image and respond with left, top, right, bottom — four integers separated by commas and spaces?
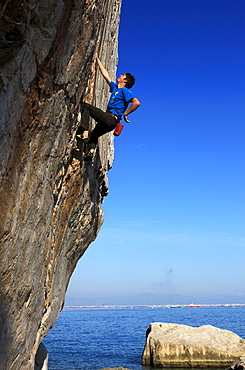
66, 0, 245, 305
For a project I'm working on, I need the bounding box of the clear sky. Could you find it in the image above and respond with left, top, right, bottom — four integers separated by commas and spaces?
66, 0, 245, 305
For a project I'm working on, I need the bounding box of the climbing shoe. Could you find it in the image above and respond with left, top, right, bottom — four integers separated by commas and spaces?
83, 152, 93, 162
76, 134, 90, 144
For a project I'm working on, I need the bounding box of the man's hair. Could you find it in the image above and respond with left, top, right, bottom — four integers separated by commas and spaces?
125, 73, 136, 89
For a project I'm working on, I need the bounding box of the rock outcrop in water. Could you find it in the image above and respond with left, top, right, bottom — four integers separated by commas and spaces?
0, 0, 121, 369
142, 322, 245, 367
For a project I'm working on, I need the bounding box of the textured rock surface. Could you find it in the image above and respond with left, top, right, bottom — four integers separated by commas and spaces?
0, 0, 121, 369
142, 323, 245, 367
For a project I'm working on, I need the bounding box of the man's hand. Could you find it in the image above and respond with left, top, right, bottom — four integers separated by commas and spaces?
123, 98, 141, 123
123, 114, 130, 123
96, 55, 111, 85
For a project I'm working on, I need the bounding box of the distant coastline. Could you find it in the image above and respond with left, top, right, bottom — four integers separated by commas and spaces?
64, 303, 245, 310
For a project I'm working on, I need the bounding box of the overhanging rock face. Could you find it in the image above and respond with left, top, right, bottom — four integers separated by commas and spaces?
0, 0, 122, 369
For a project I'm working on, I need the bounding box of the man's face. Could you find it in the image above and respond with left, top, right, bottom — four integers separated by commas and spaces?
117, 74, 127, 85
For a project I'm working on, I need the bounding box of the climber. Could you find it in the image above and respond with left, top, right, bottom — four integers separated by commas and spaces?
77, 55, 140, 161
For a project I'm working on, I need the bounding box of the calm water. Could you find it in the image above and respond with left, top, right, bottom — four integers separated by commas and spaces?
43, 306, 245, 370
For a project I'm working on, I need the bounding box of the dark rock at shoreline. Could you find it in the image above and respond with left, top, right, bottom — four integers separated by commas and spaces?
98, 368, 132, 370
226, 357, 245, 370
34, 343, 48, 370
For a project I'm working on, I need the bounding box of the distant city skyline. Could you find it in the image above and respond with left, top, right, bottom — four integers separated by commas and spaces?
64, 304, 245, 309
66, 0, 245, 303
65, 292, 245, 307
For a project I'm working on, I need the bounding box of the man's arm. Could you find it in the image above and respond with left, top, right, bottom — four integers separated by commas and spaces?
124, 97, 141, 123
96, 56, 111, 85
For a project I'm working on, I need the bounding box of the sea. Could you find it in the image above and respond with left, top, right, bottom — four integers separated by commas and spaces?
43, 305, 245, 370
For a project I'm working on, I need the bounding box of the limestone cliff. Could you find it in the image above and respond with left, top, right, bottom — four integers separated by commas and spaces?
0, 0, 121, 369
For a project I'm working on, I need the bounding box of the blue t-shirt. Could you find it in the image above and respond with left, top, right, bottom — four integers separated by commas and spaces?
107, 81, 135, 120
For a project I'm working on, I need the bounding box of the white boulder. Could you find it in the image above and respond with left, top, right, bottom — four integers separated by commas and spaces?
142, 322, 245, 367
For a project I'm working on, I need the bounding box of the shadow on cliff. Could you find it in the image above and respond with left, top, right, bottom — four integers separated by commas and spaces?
70, 136, 109, 199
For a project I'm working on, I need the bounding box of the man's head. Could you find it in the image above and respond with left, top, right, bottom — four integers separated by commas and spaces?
124, 73, 136, 88
118, 73, 136, 88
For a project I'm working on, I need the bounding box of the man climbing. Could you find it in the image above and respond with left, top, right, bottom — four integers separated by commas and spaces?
77, 55, 141, 161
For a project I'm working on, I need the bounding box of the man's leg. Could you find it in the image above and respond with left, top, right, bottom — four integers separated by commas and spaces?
89, 121, 113, 149
84, 119, 116, 162
78, 102, 113, 139
80, 102, 113, 127
80, 102, 117, 145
